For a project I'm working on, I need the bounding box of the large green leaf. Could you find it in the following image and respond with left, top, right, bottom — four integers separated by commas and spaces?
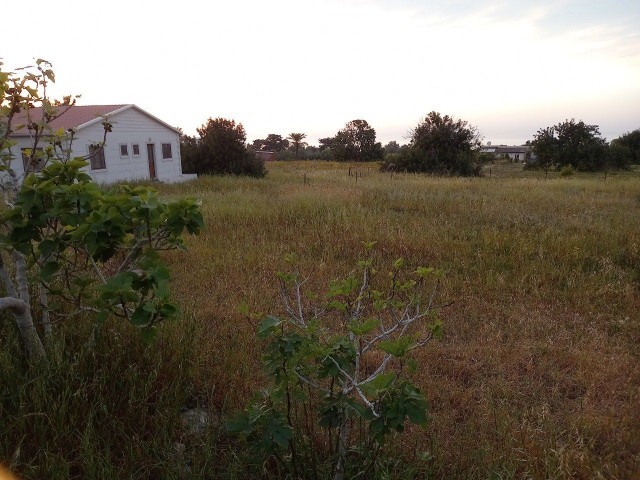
378, 336, 414, 357
257, 315, 282, 339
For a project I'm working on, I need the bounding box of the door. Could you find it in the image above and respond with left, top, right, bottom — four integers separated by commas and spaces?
147, 144, 157, 179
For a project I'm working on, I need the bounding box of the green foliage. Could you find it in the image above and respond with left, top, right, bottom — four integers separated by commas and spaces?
381, 111, 481, 176
531, 119, 610, 172
2, 158, 203, 336
0, 60, 203, 358
228, 252, 443, 478
610, 129, 640, 168
287, 132, 307, 160
559, 164, 574, 177
330, 119, 384, 162
383, 141, 401, 155
252, 133, 290, 152
194, 117, 266, 177
179, 132, 199, 174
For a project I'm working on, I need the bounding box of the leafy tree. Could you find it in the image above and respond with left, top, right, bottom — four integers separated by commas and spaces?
252, 133, 289, 152
383, 141, 401, 155
0, 60, 203, 361
196, 117, 265, 177
531, 119, 609, 171
528, 126, 557, 174
287, 133, 307, 160
610, 129, 640, 168
381, 112, 481, 176
229, 248, 442, 480
331, 119, 384, 162
179, 132, 199, 174
318, 136, 335, 152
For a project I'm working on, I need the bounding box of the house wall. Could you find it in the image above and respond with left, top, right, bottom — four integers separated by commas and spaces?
7, 107, 196, 184
77, 107, 185, 183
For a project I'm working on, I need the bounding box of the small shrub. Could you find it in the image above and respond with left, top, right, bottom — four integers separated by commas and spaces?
560, 165, 575, 177
228, 248, 444, 479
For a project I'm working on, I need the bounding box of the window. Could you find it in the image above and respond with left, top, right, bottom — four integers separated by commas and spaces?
132, 144, 140, 156
88, 144, 106, 170
120, 144, 129, 157
162, 143, 172, 159
21, 147, 45, 173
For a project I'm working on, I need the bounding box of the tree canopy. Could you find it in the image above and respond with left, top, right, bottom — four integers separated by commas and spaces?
330, 119, 383, 162
383, 141, 401, 155
252, 134, 289, 152
610, 129, 640, 168
287, 133, 307, 160
179, 132, 199, 174
194, 118, 266, 177
531, 119, 609, 171
381, 112, 481, 176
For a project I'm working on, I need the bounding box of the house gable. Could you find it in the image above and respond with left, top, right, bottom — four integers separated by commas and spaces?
7, 104, 195, 184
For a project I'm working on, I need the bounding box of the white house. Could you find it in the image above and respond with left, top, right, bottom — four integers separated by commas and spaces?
480, 142, 535, 163
8, 104, 197, 184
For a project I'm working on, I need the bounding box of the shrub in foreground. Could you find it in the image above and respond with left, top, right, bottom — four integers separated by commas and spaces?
229, 248, 443, 479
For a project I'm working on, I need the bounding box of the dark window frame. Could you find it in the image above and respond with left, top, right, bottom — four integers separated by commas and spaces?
162, 143, 172, 159
89, 144, 106, 170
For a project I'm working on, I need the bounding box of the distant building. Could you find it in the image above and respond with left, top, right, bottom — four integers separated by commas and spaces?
256, 151, 277, 162
480, 143, 535, 163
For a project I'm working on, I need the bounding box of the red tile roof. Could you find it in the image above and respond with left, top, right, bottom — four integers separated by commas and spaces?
8, 104, 128, 136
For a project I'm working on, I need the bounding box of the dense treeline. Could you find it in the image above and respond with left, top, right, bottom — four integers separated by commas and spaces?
181, 114, 638, 176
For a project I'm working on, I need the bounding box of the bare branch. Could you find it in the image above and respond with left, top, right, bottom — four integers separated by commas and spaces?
293, 369, 330, 394
13, 250, 30, 304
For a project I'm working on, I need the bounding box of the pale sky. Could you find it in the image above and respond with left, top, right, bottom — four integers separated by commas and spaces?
3, 0, 639, 146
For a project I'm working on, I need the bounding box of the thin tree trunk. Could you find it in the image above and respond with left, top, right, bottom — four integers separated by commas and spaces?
333, 405, 350, 480
0, 297, 46, 361
0, 253, 47, 360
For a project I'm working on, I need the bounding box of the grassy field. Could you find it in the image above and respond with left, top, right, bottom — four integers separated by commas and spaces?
160, 161, 640, 478
2, 161, 639, 479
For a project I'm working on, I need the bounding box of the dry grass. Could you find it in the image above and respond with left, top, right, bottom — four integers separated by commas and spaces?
160, 161, 639, 478
6, 161, 635, 478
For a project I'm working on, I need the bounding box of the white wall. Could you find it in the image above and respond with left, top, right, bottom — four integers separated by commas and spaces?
6, 106, 196, 185
78, 107, 184, 183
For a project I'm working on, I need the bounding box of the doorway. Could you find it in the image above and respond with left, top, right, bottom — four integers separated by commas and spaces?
147, 144, 157, 179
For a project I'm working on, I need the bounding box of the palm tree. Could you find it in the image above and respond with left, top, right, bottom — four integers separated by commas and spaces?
287, 133, 307, 160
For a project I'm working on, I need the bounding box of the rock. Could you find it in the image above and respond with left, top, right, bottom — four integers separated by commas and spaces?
180, 407, 209, 436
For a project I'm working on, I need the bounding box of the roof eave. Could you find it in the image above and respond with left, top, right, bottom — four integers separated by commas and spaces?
74, 104, 181, 135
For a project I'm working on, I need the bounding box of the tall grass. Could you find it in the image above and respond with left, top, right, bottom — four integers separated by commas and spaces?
2, 161, 639, 478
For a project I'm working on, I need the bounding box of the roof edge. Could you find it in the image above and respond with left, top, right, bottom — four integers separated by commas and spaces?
76, 104, 181, 135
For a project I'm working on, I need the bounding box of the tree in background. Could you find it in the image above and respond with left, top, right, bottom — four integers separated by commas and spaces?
318, 136, 335, 152
196, 118, 266, 177
529, 126, 557, 174
252, 134, 289, 152
383, 141, 401, 155
381, 112, 481, 176
330, 119, 383, 162
179, 132, 199, 174
531, 119, 609, 172
287, 133, 307, 160
610, 129, 639, 168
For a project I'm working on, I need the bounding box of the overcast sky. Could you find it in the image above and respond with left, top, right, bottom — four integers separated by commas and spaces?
3, 0, 639, 145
